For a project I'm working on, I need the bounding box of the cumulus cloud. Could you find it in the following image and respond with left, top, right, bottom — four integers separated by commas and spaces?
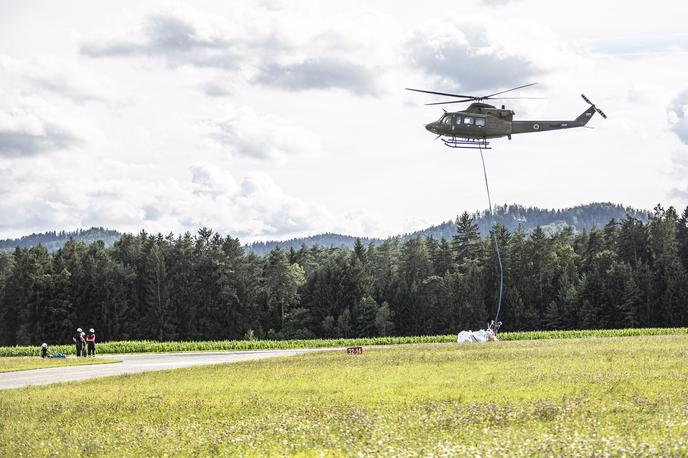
481, 0, 519, 5
206, 106, 320, 160
407, 23, 540, 92
81, 12, 237, 69
80, 8, 383, 95
668, 90, 688, 144
0, 163, 337, 241
0, 55, 113, 103
0, 109, 80, 157
191, 162, 239, 197
255, 57, 379, 95
202, 81, 232, 97
669, 149, 688, 200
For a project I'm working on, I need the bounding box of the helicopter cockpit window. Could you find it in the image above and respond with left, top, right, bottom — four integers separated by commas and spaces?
441, 115, 451, 125
463, 117, 474, 125
475, 117, 486, 127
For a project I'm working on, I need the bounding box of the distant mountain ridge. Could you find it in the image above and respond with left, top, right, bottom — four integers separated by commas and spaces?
0, 227, 121, 253
246, 202, 650, 255
0, 203, 651, 255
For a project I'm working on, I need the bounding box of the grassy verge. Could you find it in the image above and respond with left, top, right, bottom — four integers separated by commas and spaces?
1, 327, 686, 357
0, 335, 686, 455
0, 357, 119, 373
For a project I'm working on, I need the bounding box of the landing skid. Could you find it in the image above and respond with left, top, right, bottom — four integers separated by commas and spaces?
440, 136, 491, 149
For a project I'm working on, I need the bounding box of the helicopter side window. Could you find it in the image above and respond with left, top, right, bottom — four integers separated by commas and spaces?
463, 117, 474, 125
475, 117, 486, 127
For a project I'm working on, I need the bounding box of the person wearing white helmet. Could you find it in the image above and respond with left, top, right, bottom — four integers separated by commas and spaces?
72, 328, 84, 357
80, 331, 87, 357
40, 343, 49, 358
86, 328, 97, 356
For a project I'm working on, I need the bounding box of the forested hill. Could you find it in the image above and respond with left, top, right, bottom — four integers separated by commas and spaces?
246, 203, 650, 255
0, 228, 121, 253
0, 203, 649, 254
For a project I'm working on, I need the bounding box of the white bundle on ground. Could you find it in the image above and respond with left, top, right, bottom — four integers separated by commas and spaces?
457, 329, 497, 343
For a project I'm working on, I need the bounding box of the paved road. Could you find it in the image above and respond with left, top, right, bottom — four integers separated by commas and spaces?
0, 349, 321, 390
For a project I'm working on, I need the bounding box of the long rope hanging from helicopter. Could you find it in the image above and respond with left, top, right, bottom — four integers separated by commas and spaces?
478, 144, 504, 325
406, 83, 607, 331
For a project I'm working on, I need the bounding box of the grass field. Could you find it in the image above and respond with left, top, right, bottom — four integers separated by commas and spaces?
0, 357, 118, 374
1, 326, 686, 357
1, 335, 687, 456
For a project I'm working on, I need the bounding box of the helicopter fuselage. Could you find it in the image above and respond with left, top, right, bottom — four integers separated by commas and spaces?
424, 102, 598, 143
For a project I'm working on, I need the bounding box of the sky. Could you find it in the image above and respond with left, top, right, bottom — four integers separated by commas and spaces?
1, 0, 688, 242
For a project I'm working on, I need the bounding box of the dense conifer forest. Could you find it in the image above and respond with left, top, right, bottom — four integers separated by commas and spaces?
0, 204, 685, 346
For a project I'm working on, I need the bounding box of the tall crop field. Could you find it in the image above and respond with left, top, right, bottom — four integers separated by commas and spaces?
1, 327, 686, 357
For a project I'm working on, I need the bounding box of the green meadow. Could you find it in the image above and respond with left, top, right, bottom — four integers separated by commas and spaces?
2, 335, 687, 456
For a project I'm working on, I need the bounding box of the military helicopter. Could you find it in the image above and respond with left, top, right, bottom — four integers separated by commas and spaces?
406, 83, 606, 149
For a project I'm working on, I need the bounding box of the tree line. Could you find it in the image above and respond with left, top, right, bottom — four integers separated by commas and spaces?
0, 205, 686, 346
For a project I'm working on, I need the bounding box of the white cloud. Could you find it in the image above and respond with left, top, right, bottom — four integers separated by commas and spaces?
406, 21, 541, 93
79, 6, 385, 95
0, 162, 342, 241
668, 90, 688, 144
669, 149, 688, 201
255, 57, 379, 95
81, 10, 237, 69
206, 106, 320, 160
0, 55, 115, 103
0, 99, 82, 158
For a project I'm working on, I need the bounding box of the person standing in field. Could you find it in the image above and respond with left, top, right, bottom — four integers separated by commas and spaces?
72, 328, 83, 357
86, 328, 96, 356
41, 343, 49, 358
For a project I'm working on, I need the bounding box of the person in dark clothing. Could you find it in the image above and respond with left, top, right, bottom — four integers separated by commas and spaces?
72, 328, 83, 357
41, 343, 49, 358
86, 328, 96, 356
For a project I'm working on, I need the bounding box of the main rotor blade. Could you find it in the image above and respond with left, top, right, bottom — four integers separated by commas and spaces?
425, 99, 474, 105
484, 97, 547, 100
425, 97, 545, 105
484, 82, 538, 98
405, 88, 476, 99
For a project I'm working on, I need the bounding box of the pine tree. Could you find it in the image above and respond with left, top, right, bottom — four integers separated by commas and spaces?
264, 248, 300, 330
374, 301, 394, 336
0, 251, 18, 345
677, 206, 688, 271
648, 205, 687, 325
144, 243, 172, 341
353, 238, 367, 265
433, 238, 454, 276
453, 211, 481, 264
352, 295, 379, 337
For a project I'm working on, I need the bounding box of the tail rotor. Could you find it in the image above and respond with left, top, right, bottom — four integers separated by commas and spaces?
581, 94, 607, 119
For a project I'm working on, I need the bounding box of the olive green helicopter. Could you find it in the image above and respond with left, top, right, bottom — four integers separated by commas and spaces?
406, 83, 606, 149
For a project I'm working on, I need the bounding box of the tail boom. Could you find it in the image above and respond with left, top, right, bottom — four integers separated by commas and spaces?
511, 104, 598, 135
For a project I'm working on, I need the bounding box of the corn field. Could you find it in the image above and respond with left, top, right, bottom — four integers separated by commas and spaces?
1, 327, 686, 357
